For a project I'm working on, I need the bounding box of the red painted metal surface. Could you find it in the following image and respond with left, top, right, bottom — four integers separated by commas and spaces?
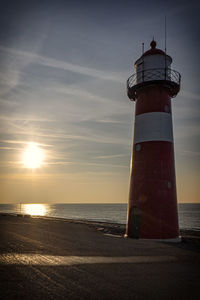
126, 85, 179, 239
141, 39, 166, 57
135, 87, 171, 115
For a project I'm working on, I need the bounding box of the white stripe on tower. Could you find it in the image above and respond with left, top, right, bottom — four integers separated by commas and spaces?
134, 112, 173, 144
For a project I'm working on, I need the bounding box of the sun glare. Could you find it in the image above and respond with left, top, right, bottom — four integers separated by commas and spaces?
22, 142, 44, 169
23, 204, 47, 216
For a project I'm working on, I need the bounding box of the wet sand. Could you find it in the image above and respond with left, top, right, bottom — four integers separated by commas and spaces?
0, 214, 199, 299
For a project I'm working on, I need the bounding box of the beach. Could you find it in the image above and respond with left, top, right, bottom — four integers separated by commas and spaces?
0, 214, 199, 299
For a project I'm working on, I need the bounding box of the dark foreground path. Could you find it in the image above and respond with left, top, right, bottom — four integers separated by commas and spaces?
0, 214, 199, 300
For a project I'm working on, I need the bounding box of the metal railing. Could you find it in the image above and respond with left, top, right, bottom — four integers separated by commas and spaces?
127, 68, 181, 90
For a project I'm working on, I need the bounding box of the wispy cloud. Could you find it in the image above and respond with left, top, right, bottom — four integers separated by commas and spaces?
180, 90, 200, 101
0, 45, 124, 89
0, 99, 19, 108
0, 115, 54, 122
177, 150, 200, 157
0, 147, 20, 151
95, 154, 127, 159
0, 139, 53, 148
38, 55, 124, 83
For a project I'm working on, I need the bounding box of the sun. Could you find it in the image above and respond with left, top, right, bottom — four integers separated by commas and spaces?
22, 142, 44, 169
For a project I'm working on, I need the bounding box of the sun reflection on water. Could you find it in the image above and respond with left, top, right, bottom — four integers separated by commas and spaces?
22, 204, 47, 216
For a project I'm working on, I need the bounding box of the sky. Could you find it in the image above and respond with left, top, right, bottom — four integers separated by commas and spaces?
0, 0, 199, 204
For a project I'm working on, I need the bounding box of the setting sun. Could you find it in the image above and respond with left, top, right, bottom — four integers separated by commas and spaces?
22, 142, 44, 169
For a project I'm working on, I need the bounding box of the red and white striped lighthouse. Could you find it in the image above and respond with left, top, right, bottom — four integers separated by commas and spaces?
126, 39, 181, 240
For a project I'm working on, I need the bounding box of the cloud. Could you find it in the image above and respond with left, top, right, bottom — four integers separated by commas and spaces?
180, 90, 200, 101
177, 150, 200, 157
95, 154, 127, 159
0, 45, 39, 95
38, 55, 124, 83
0, 139, 52, 147
0, 45, 124, 94
0, 99, 19, 108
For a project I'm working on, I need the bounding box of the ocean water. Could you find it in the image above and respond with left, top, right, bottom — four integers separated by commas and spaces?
0, 203, 199, 231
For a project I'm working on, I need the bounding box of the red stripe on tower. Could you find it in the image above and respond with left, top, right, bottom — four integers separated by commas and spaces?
126, 39, 181, 240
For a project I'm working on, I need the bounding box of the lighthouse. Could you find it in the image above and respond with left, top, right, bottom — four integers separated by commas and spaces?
126, 40, 181, 240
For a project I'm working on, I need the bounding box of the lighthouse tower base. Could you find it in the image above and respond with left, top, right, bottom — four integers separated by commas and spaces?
124, 234, 182, 243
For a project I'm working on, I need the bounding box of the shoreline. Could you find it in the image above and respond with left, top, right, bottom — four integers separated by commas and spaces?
1, 212, 200, 243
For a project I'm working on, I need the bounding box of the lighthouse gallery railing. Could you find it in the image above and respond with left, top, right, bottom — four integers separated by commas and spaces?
127, 68, 181, 89
127, 68, 181, 100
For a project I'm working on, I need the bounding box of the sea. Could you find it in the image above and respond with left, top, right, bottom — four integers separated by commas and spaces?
0, 203, 199, 231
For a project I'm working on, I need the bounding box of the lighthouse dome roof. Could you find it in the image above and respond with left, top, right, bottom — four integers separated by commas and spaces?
134, 39, 172, 66
142, 40, 165, 57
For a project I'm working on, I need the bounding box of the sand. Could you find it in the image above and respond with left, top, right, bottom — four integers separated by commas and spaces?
0, 214, 199, 299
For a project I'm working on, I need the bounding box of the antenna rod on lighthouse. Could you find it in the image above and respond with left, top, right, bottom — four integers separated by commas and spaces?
165, 15, 167, 54
164, 16, 167, 79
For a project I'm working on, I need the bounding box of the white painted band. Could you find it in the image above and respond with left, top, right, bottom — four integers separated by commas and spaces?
134, 112, 173, 144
